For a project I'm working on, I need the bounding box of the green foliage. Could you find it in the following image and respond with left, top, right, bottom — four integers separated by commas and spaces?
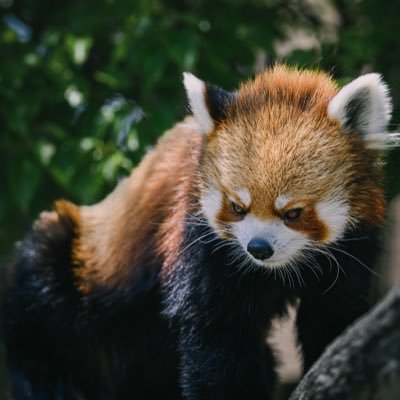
0, 0, 399, 257
1, 1, 400, 397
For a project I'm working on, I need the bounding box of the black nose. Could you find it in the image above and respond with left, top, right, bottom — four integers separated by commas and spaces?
247, 238, 274, 260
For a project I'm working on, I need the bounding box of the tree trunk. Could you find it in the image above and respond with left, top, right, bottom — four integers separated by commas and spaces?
289, 283, 400, 400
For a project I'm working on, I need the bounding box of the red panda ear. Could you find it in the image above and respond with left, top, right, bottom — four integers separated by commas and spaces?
183, 72, 235, 134
327, 74, 399, 148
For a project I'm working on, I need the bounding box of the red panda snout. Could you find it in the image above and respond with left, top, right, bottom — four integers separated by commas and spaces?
200, 187, 351, 269
246, 238, 274, 260
232, 215, 311, 269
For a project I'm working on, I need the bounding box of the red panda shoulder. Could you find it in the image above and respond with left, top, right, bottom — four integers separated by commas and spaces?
66, 119, 203, 292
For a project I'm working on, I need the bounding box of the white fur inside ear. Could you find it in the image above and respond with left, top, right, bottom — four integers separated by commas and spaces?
328, 73, 392, 147
183, 72, 214, 134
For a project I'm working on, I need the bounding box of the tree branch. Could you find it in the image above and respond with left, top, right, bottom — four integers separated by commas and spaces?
290, 283, 400, 399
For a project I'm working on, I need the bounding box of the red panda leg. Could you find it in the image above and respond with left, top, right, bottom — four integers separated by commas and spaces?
296, 227, 380, 372
178, 328, 276, 400
163, 225, 288, 400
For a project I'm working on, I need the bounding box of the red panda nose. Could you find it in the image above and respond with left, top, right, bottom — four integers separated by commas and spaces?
247, 238, 274, 260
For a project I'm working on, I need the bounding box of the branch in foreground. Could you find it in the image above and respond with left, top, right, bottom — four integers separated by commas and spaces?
290, 284, 400, 400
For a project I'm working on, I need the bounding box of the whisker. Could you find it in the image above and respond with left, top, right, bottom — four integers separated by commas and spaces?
338, 236, 368, 242
322, 260, 340, 295
324, 247, 347, 278
326, 244, 380, 277
177, 231, 217, 257
211, 239, 236, 254
315, 245, 344, 276
303, 252, 324, 275
288, 262, 304, 288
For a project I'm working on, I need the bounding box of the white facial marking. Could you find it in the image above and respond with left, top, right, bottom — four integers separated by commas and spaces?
232, 216, 310, 268
275, 195, 292, 210
328, 73, 393, 148
228, 188, 251, 207
237, 188, 251, 207
200, 188, 222, 230
183, 72, 214, 134
316, 198, 350, 242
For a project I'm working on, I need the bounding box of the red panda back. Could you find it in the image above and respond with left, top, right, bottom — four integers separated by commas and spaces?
44, 118, 202, 293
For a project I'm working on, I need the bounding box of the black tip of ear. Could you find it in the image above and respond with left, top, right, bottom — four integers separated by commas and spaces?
205, 84, 235, 123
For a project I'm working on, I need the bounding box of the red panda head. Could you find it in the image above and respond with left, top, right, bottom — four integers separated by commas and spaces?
184, 66, 396, 269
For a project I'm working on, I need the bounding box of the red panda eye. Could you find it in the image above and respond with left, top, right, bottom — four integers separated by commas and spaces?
231, 201, 247, 217
283, 208, 302, 222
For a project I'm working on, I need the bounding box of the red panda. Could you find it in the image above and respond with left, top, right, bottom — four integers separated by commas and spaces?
1, 66, 397, 400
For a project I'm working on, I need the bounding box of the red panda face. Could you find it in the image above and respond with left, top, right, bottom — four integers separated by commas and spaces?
184, 66, 394, 269
198, 117, 354, 268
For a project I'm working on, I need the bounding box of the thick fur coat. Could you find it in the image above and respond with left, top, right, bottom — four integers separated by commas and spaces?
1, 66, 396, 399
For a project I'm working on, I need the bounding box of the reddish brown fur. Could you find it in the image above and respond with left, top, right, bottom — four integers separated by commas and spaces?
43, 66, 386, 291
44, 119, 202, 291
200, 66, 385, 240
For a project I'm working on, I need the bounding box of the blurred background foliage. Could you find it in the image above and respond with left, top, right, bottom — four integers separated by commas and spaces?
1, 0, 400, 258
1, 0, 400, 396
